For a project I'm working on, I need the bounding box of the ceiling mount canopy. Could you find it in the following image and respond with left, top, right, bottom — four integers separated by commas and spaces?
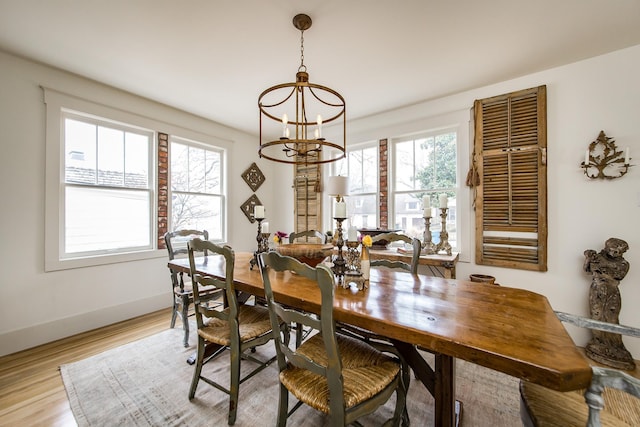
258, 13, 346, 165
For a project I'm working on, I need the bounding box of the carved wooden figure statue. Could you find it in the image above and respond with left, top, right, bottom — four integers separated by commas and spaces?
584, 237, 635, 370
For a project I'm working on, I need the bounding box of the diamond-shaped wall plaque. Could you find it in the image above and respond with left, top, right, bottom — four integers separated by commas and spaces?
241, 162, 265, 192
240, 194, 263, 223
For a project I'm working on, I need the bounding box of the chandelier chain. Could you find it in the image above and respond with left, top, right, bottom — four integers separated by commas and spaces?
299, 30, 306, 72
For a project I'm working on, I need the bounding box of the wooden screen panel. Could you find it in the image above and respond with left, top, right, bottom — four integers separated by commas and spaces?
294, 156, 322, 237
474, 85, 547, 271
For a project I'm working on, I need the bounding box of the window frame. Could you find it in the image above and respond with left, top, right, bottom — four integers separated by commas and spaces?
45, 89, 162, 271
168, 136, 227, 242
327, 141, 379, 232
62, 111, 155, 258
390, 127, 461, 251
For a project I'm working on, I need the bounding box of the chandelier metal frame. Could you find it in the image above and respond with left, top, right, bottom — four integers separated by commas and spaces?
258, 14, 346, 165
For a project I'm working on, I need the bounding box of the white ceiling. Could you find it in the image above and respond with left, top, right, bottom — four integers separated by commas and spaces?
1, 1, 640, 136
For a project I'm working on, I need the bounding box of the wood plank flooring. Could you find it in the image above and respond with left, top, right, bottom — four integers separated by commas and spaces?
0, 308, 172, 427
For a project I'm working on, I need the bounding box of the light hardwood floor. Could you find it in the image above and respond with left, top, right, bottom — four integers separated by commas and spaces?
0, 308, 172, 426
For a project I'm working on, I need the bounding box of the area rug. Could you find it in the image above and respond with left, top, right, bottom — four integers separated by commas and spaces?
60, 327, 521, 426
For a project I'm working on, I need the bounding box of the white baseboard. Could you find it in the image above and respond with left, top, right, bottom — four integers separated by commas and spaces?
0, 292, 171, 357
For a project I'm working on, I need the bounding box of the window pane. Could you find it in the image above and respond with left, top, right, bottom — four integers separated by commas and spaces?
125, 132, 149, 189
395, 140, 414, 191
349, 151, 364, 193
171, 143, 189, 192
171, 193, 222, 239
433, 132, 457, 188
188, 146, 206, 192
415, 137, 434, 190
362, 147, 377, 193
97, 126, 124, 186
65, 186, 151, 254
346, 194, 376, 229
205, 150, 221, 193
65, 118, 97, 184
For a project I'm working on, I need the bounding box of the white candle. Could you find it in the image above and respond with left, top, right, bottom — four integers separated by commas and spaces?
348, 226, 357, 242
422, 195, 430, 217
314, 128, 319, 139
281, 113, 288, 137
334, 201, 346, 218
422, 195, 430, 210
254, 205, 265, 219
439, 194, 448, 209
625, 147, 630, 164
585, 150, 590, 165
262, 221, 269, 233
317, 114, 322, 138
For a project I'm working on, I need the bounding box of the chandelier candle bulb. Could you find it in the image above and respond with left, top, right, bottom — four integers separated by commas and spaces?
254, 205, 265, 219
334, 200, 347, 218
439, 194, 448, 209
625, 147, 630, 164
282, 114, 288, 137
317, 114, 322, 138
585, 149, 590, 165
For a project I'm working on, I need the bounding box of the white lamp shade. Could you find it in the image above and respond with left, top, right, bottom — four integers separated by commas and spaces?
327, 176, 349, 196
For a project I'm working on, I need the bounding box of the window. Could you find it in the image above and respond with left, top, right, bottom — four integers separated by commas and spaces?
473, 85, 547, 271
330, 144, 378, 230
170, 137, 225, 241
391, 130, 458, 248
63, 113, 154, 256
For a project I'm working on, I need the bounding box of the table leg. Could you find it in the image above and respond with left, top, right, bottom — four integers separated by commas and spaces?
435, 353, 457, 427
392, 341, 460, 427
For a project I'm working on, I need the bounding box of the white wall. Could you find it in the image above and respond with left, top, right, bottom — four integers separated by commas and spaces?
1, 44, 639, 357
0, 50, 280, 356
345, 44, 640, 356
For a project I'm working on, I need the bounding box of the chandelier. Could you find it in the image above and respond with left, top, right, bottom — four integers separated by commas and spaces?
258, 13, 346, 165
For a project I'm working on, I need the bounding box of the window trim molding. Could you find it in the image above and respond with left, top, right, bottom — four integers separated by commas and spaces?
44, 88, 164, 271
388, 110, 471, 261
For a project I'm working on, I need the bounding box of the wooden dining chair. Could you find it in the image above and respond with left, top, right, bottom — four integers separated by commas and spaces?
520, 311, 640, 427
288, 229, 327, 244
187, 238, 288, 425
165, 229, 221, 347
371, 232, 421, 274
259, 251, 408, 426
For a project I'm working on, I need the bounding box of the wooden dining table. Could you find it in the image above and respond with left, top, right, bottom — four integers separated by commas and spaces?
168, 252, 592, 427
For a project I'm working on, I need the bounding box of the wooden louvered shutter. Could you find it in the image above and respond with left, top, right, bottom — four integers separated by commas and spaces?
294, 157, 322, 235
474, 85, 547, 271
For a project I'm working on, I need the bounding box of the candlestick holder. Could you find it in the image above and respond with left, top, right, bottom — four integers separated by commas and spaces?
421, 216, 436, 255
581, 130, 632, 179
332, 217, 347, 285
435, 208, 452, 255
249, 218, 270, 270
345, 241, 361, 271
